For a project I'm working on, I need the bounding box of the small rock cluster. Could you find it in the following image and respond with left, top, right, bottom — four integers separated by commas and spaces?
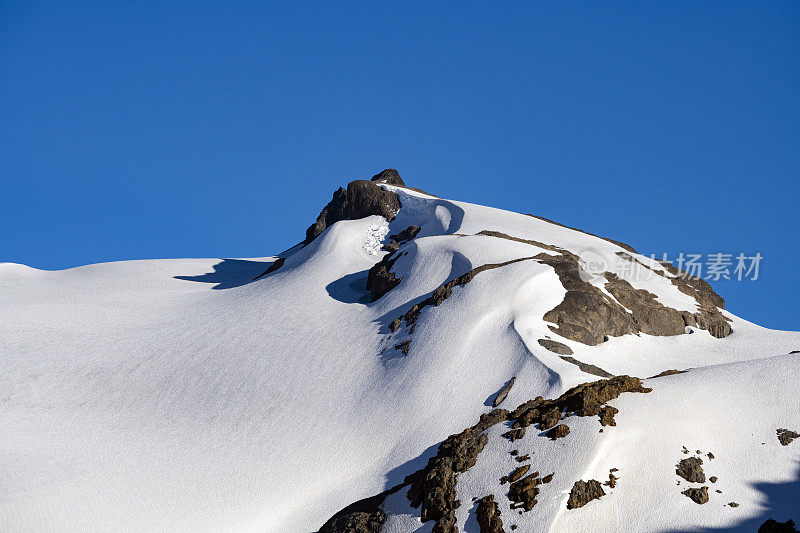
777, 428, 799, 446
566, 479, 606, 509
676, 449, 721, 505
321, 376, 653, 532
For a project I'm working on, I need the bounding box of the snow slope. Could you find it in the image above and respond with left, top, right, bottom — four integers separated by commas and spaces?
1, 181, 798, 532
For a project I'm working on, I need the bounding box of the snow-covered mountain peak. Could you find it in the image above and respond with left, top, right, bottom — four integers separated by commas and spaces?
1, 169, 798, 533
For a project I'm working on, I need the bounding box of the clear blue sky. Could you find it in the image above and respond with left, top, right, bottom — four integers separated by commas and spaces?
2, 1, 798, 330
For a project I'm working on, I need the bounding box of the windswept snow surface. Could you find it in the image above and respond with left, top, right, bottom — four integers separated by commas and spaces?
1, 186, 798, 532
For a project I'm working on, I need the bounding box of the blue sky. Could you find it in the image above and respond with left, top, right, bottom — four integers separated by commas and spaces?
1, 1, 798, 330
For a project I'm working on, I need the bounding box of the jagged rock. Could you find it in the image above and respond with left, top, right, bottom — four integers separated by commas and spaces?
371, 168, 405, 186
382, 240, 400, 253
676, 457, 706, 483
546, 424, 570, 440
382, 225, 421, 253
604, 272, 692, 338
728, 502, 739, 507
777, 428, 800, 446
367, 252, 403, 301
658, 261, 732, 339
329, 378, 649, 531
510, 377, 650, 439
432, 512, 458, 533
508, 472, 542, 511
558, 376, 650, 418
539, 406, 562, 431
682, 486, 709, 504
559, 356, 614, 378
492, 377, 516, 407
538, 253, 637, 346
405, 411, 506, 529
598, 406, 619, 426
508, 465, 530, 483
648, 369, 687, 379
395, 340, 411, 355
605, 468, 618, 488
516, 454, 530, 463
318, 510, 387, 533
253, 257, 286, 280
502, 428, 525, 442
391, 225, 420, 243
476, 231, 729, 343
759, 519, 799, 533
566, 479, 605, 509
538, 339, 573, 355
476, 495, 504, 533
709, 476, 717, 483
305, 179, 401, 243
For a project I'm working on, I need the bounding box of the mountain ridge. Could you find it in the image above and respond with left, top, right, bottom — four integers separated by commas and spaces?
1, 169, 798, 532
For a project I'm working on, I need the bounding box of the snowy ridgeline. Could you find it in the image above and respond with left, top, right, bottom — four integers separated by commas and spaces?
1, 178, 798, 533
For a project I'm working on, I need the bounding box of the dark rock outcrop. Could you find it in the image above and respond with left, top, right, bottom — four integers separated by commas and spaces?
305, 180, 401, 244
605, 468, 619, 488
537, 253, 638, 346
391, 225, 420, 243
559, 356, 614, 378
546, 424, 570, 440
383, 225, 421, 253
324, 377, 650, 530
492, 378, 516, 408
476, 495, 504, 533
475, 230, 730, 343
508, 471, 544, 511
598, 406, 619, 426
405, 409, 508, 532
509, 376, 650, 436
604, 272, 694, 338
648, 369, 687, 379
759, 519, 799, 532
676, 457, 706, 483
537, 339, 573, 355
681, 486, 709, 504
657, 261, 732, 339
501, 465, 531, 484
253, 257, 286, 280
566, 479, 605, 509
371, 168, 405, 186
367, 252, 403, 301
777, 428, 800, 446
318, 510, 387, 533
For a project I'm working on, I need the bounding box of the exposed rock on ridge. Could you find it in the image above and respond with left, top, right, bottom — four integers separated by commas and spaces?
320, 377, 652, 532
305, 174, 402, 244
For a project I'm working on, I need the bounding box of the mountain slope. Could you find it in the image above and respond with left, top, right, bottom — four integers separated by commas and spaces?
1, 171, 798, 532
